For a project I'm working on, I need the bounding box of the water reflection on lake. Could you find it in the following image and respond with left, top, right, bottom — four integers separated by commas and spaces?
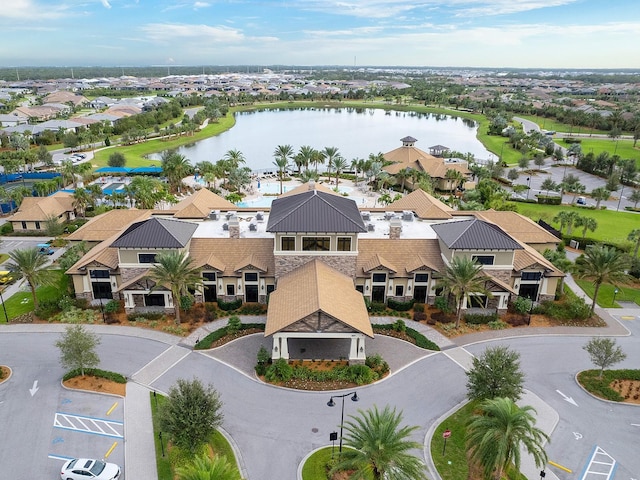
151, 107, 491, 171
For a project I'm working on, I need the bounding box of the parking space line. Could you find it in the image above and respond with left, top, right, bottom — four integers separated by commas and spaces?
104, 441, 118, 458
106, 401, 118, 416
580, 446, 616, 480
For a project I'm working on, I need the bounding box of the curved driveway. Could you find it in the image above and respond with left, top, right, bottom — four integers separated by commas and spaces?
2, 306, 639, 480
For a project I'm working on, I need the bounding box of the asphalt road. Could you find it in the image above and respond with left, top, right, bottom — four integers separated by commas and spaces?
2, 315, 640, 479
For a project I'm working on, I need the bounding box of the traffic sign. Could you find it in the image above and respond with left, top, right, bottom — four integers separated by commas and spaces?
443, 429, 451, 439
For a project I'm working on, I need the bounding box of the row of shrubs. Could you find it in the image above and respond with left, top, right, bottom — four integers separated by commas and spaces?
62, 368, 127, 383
577, 369, 640, 402
195, 319, 266, 350
373, 321, 440, 351
260, 355, 390, 386
532, 295, 591, 321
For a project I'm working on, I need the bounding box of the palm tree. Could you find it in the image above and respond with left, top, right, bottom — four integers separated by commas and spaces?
575, 216, 598, 242
273, 144, 294, 173
394, 167, 411, 192
628, 229, 640, 258
330, 405, 427, 480
445, 168, 464, 196
162, 151, 193, 192
332, 155, 348, 186
222, 149, 246, 170
296, 145, 316, 173
437, 256, 491, 328
148, 250, 202, 325
467, 397, 549, 480
630, 189, 640, 209
273, 156, 289, 195
73, 188, 91, 218
322, 146, 342, 179
7, 247, 58, 310
590, 187, 610, 209
553, 210, 580, 236
575, 244, 630, 315
176, 454, 241, 480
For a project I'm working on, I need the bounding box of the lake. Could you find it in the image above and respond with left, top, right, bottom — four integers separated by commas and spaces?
152, 107, 492, 171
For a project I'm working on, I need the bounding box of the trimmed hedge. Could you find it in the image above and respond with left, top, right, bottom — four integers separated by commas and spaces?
387, 298, 415, 312
536, 195, 562, 205
63, 368, 127, 383
217, 298, 243, 311
464, 312, 498, 324
373, 323, 440, 351
195, 322, 265, 350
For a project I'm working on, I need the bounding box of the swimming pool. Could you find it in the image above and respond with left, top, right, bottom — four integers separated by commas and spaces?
237, 197, 275, 208
103, 182, 125, 195
257, 182, 352, 195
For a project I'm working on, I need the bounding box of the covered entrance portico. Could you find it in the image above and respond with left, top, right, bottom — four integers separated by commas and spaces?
265, 259, 373, 365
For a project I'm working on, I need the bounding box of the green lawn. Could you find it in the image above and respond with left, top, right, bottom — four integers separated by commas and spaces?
515, 202, 640, 246
432, 401, 527, 480
301, 446, 369, 480
0, 269, 70, 322
0, 253, 9, 265
516, 115, 603, 136
91, 113, 237, 169
574, 279, 640, 307
564, 137, 640, 162
149, 392, 239, 480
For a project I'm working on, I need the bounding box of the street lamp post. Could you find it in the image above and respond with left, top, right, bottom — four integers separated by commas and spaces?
0, 287, 8, 322
526, 177, 531, 200
616, 185, 624, 212
613, 288, 619, 307
327, 391, 359, 456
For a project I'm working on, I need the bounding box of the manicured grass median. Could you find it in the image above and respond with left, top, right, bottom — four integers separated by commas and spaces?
574, 280, 640, 307
578, 369, 640, 402
432, 401, 527, 480
150, 392, 239, 480
1, 269, 70, 322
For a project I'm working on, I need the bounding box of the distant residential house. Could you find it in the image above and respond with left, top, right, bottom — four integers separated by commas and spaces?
0, 113, 29, 127
43, 91, 88, 107
9, 192, 75, 232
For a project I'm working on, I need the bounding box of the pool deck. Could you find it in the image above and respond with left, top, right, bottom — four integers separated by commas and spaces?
183, 175, 384, 208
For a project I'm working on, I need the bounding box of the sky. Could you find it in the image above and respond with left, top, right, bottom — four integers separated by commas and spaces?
1, 0, 639, 69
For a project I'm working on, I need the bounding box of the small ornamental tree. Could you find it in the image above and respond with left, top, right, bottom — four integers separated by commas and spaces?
583, 338, 627, 379
55, 324, 101, 376
159, 378, 224, 452
108, 152, 126, 168
466, 346, 524, 402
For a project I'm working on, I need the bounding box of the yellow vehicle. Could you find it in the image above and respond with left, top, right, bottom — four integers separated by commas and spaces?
0, 271, 13, 284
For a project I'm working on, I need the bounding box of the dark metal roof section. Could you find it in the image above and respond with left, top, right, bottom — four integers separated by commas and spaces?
267, 190, 366, 233
111, 217, 198, 248
432, 218, 523, 250
401, 135, 417, 143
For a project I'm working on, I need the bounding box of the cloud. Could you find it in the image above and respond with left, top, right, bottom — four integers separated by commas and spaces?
193, 1, 211, 8
100, 0, 112, 8
140, 22, 277, 45
0, 0, 69, 19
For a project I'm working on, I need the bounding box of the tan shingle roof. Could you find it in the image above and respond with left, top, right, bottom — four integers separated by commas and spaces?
386, 189, 453, 219
188, 238, 275, 276
513, 243, 564, 277
172, 189, 236, 219
9, 192, 74, 222
65, 238, 120, 275
363, 254, 398, 274
357, 239, 445, 277
465, 210, 561, 245
66, 209, 152, 242
277, 181, 339, 198
383, 145, 470, 179
265, 259, 372, 337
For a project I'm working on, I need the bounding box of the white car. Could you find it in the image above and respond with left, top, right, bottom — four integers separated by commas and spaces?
60, 458, 121, 480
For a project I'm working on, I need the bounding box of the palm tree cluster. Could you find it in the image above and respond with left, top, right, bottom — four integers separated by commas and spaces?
552, 211, 598, 241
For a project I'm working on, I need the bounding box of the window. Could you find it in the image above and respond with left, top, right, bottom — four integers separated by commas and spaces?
472, 255, 494, 265
281, 236, 295, 251
35, 221, 40, 230
414, 273, 428, 283
21, 221, 27, 229
138, 253, 157, 263
337, 237, 352, 251
89, 270, 110, 279
302, 237, 330, 251
244, 272, 258, 282
356, 285, 364, 293
202, 272, 216, 282
226, 284, 235, 296
521, 272, 542, 281
266, 285, 275, 294
372, 273, 387, 283
395, 285, 404, 297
